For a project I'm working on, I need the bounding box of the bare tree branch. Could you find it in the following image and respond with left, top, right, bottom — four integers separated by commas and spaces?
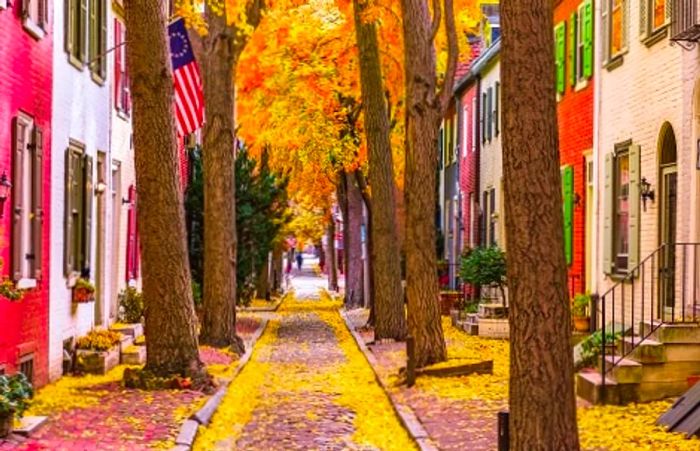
437, 0, 458, 112
430, 0, 442, 41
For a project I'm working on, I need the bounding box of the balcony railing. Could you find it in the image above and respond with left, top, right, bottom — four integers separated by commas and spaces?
671, 0, 700, 46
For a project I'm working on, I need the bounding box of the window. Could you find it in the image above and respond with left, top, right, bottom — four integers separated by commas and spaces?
604, 143, 640, 275
481, 93, 487, 144
462, 104, 469, 158
64, 143, 94, 280
574, 1, 593, 83
88, 0, 107, 80
22, 0, 48, 39
486, 87, 493, 141
18, 354, 34, 385
125, 185, 140, 282
494, 82, 500, 136
66, 0, 88, 66
601, 0, 628, 63
469, 192, 476, 247
471, 97, 477, 152
640, 0, 671, 40
114, 19, 131, 115
12, 115, 44, 285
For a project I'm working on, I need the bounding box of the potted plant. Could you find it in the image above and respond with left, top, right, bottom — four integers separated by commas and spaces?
572, 292, 591, 332
73, 278, 96, 304
0, 373, 33, 438
75, 329, 123, 374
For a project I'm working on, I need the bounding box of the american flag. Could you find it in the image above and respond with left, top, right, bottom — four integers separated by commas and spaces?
168, 18, 205, 136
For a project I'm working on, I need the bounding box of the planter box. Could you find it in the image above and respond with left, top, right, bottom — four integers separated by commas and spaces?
478, 318, 509, 339
111, 323, 143, 339
121, 345, 147, 365
478, 303, 508, 319
75, 346, 120, 375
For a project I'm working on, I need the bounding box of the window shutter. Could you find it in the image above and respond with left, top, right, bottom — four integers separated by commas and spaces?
66, 0, 76, 55
562, 165, 574, 265
481, 93, 486, 144
20, 0, 29, 19
666, 0, 673, 25
601, 0, 610, 64
628, 144, 641, 271
126, 185, 136, 281
79, 0, 88, 62
568, 12, 577, 86
555, 23, 566, 95
471, 96, 476, 152
487, 87, 493, 141
603, 152, 613, 274
11, 119, 26, 282
82, 155, 93, 274
494, 82, 500, 136
39, 0, 48, 28
88, 0, 96, 67
31, 127, 44, 280
114, 19, 122, 111
64, 149, 76, 276
133, 191, 140, 278
489, 187, 496, 246
99, 0, 107, 79
640, 0, 649, 39
583, 1, 593, 78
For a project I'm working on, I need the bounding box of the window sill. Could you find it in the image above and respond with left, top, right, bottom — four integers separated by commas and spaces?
642, 27, 668, 47
574, 78, 589, 93
23, 19, 45, 41
68, 54, 85, 72
16, 278, 37, 290
91, 71, 106, 87
605, 54, 625, 72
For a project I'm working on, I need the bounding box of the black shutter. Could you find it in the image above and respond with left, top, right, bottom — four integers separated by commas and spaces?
31, 127, 44, 279
12, 119, 26, 281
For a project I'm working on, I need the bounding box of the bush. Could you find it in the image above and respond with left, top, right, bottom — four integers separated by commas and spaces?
76, 329, 122, 351
118, 287, 144, 324
460, 246, 507, 300
578, 330, 621, 369
0, 373, 32, 418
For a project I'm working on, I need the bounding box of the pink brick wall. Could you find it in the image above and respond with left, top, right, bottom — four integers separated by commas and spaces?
0, 5, 52, 386
459, 83, 480, 250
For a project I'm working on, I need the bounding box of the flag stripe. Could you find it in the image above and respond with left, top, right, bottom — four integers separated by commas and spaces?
169, 19, 204, 136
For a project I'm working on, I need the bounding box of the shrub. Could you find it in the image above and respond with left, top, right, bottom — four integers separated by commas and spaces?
460, 246, 507, 300
578, 330, 621, 369
76, 329, 122, 351
118, 287, 144, 324
0, 373, 33, 418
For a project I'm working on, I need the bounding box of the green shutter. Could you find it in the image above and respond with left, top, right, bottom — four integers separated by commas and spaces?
79, 0, 88, 62
569, 12, 577, 86
555, 22, 566, 95
64, 149, 76, 276
603, 153, 613, 274
82, 155, 94, 274
562, 165, 574, 266
640, 0, 649, 38
100, 0, 107, 78
66, 0, 75, 55
628, 144, 641, 272
12, 119, 26, 281
32, 127, 44, 280
583, 1, 593, 78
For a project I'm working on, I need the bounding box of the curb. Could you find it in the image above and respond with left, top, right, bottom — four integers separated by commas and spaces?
339, 309, 438, 451
170, 318, 270, 450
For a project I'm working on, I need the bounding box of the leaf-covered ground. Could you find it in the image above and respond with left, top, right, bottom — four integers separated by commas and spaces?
194, 294, 415, 450
0, 316, 261, 450
348, 311, 700, 450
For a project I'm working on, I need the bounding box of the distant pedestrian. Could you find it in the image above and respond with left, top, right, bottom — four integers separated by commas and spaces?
296, 253, 303, 270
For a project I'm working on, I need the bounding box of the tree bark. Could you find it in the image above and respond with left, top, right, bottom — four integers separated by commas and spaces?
199, 9, 241, 351
353, 0, 406, 339
355, 171, 376, 317
327, 218, 339, 291
255, 255, 270, 300
399, 0, 458, 366
345, 171, 365, 309
500, 1, 580, 448
123, 0, 204, 380
271, 245, 283, 293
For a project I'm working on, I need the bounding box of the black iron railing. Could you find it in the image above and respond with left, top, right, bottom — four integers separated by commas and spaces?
672, 0, 700, 44
599, 243, 700, 386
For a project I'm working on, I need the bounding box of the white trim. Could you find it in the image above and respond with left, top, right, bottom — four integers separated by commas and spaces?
23, 18, 46, 40
17, 278, 37, 290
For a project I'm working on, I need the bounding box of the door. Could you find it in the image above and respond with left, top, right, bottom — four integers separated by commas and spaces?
95, 152, 107, 325
659, 167, 678, 314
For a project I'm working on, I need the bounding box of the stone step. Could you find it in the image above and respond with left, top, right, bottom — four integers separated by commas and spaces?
637, 380, 690, 403
620, 336, 666, 363
111, 322, 144, 339
640, 321, 700, 344
639, 360, 700, 384
576, 371, 622, 405
602, 355, 643, 384
121, 344, 146, 365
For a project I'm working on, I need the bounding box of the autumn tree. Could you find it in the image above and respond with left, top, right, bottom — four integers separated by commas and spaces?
351, 0, 406, 338
399, 0, 458, 367
124, 0, 205, 381
500, 0, 580, 448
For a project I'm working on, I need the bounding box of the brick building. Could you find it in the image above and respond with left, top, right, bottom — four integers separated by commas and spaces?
0, 0, 53, 387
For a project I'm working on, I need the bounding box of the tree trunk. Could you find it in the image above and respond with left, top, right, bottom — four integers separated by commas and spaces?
123, 0, 204, 380
327, 219, 339, 291
255, 254, 270, 300
271, 246, 283, 293
199, 10, 241, 352
400, 0, 458, 366
355, 172, 376, 318
353, 0, 406, 339
345, 171, 365, 309
337, 171, 350, 299
500, 1, 580, 448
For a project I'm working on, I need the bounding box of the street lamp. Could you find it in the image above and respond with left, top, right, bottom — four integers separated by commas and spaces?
640, 177, 655, 212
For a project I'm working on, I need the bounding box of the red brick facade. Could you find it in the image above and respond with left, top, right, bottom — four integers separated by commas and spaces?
0, 2, 52, 386
459, 83, 480, 251
555, 0, 594, 296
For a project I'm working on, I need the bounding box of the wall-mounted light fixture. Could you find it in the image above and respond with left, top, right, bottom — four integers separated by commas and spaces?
95, 179, 107, 195
640, 177, 655, 212
0, 172, 12, 219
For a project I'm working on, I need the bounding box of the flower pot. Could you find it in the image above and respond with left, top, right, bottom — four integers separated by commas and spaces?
573, 316, 590, 333
0, 411, 13, 438
688, 375, 700, 388
73, 288, 95, 304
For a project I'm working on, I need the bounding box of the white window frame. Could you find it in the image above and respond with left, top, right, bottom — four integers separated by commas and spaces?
15, 114, 38, 287
22, 0, 47, 40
